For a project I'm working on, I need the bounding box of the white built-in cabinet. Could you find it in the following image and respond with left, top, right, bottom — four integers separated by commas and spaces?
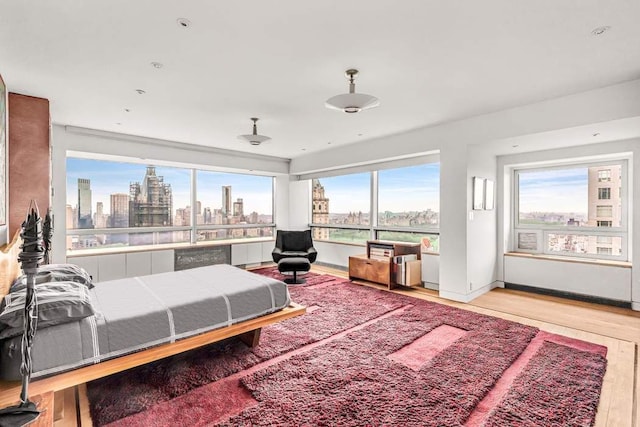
70, 249, 174, 283
231, 241, 275, 266
68, 242, 275, 283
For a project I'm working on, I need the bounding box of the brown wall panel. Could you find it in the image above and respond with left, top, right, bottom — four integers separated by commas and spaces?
8, 93, 50, 238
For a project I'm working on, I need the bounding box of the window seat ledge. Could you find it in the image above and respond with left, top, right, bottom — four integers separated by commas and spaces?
504, 252, 631, 268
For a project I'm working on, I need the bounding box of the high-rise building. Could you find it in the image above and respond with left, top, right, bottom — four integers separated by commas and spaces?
94, 201, 108, 228
222, 185, 232, 217
65, 204, 75, 249
77, 178, 93, 228
129, 166, 173, 227
312, 179, 329, 240
233, 198, 244, 217
110, 193, 129, 228
587, 165, 622, 256
174, 207, 188, 226
203, 207, 212, 224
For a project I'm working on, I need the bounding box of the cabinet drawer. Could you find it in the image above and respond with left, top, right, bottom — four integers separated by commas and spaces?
349, 256, 391, 285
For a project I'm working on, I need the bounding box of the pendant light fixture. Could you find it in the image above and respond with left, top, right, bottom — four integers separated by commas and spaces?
325, 69, 379, 113
238, 117, 271, 146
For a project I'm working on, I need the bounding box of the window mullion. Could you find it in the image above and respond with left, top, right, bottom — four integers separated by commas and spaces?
190, 169, 197, 244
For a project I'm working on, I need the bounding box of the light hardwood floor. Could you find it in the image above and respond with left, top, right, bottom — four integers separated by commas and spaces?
313, 265, 639, 427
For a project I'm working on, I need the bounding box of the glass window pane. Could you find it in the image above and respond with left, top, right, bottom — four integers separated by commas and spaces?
376, 230, 439, 253
66, 231, 191, 252
311, 173, 370, 232
311, 227, 369, 244
378, 163, 439, 228
196, 171, 273, 226
196, 227, 274, 242
195, 171, 274, 242
67, 158, 191, 251
546, 233, 622, 257
518, 164, 622, 227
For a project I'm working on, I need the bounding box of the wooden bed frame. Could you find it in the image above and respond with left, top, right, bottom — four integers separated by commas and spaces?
0, 233, 305, 409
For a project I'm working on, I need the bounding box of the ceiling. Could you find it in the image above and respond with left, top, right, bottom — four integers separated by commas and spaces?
1, 0, 639, 159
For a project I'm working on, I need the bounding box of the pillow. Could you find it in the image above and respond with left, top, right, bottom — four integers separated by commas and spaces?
0, 281, 95, 339
11, 263, 94, 292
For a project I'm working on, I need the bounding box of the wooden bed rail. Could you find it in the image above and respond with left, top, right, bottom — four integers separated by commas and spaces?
0, 302, 305, 407
0, 232, 306, 410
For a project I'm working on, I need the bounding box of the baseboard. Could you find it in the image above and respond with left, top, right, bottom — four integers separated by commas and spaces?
504, 282, 632, 309
314, 261, 348, 272
631, 301, 640, 311
439, 281, 499, 303
423, 282, 439, 291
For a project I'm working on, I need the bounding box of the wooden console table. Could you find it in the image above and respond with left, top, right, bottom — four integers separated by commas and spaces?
349, 240, 421, 290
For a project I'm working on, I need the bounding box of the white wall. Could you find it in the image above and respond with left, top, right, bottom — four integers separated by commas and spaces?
437, 144, 470, 300
497, 139, 638, 309
50, 125, 290, 263
466, 145, 498, 292
287, 179, 310, 230
290, 79, 640, 176
289, 79, 640, 305
504, 256, 631, 302
48, 79, 640, 309
313, 241, 364, 268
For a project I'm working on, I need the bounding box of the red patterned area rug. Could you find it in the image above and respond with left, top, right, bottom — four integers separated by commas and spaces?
87, 268, 607, 427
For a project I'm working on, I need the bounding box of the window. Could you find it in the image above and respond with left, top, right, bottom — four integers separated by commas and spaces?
310, 173, 370, 244
196, 171, 274, 242
376, 163, 440, 250
596, 205, 612, 217
310, 163, 440, 251
66, 158, 275, 253
598, 188, 611, 200
515, 161, 627, 260
596, 235, 612, 244
545, 233, 622, 257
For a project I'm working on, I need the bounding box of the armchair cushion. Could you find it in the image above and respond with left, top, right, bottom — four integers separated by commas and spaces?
272, 230, 317, 264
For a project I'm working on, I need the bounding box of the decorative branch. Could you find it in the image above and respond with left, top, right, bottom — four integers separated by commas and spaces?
43, 208, 53, 265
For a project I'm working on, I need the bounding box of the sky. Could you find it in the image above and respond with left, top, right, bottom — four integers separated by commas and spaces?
66, 158, 273, 215
518, 168, 587, 213
68, 159, 442, 217
317, 163, 441, 213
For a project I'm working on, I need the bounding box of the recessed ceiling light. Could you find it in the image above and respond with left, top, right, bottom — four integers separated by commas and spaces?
124, 108, 131, 113
512, 144, 519, 148
115, 122, 122, 126
327, 142, 332, 145
151, 62, 163, 69
592, 132, 600, 137
357, 133, 363, 137
301, 148, 307, 151
177, 18, 191, 28
135, 89, 146, 95
591, 26, 611, 36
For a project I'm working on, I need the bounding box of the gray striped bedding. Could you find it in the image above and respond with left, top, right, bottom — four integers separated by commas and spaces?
0, 264, 290, 380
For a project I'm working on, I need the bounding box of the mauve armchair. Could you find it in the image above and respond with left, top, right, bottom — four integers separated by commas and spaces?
272, 230, 317, 264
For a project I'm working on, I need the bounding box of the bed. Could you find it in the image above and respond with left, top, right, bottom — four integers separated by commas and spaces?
0, 232, 305, 408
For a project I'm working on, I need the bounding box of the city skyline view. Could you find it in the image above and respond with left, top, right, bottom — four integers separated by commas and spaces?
66, 158, 274, 222
315, 164, 441, 214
